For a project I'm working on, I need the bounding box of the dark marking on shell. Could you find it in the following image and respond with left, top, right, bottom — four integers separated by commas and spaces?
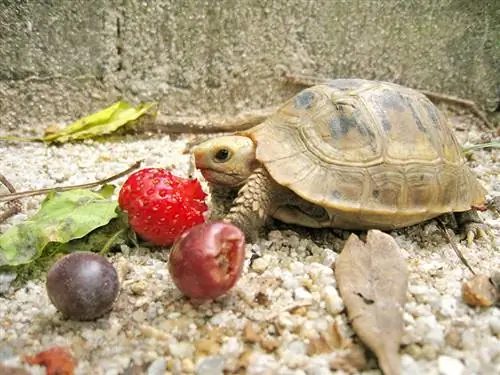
372, 189, 380, 198
371, 90, 410, 132
370, 98, 392, 132
329, 106, 376, 142
379, 90, 408, 113
329, 114, 358, 138
426, 102, 441, 127
405, 96, 426, 133
294, 90, 315, 110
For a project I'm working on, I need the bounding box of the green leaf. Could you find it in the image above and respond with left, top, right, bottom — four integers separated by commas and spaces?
0, 188, 119, 267
0, 101, 156, 143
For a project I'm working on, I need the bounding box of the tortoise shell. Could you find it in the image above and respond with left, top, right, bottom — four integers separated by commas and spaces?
241, 79, 486, 229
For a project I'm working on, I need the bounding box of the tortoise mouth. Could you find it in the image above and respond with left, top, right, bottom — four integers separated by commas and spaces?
198, 168, 246, 188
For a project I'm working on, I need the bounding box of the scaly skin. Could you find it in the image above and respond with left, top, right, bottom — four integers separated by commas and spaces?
223, 167, 277, 242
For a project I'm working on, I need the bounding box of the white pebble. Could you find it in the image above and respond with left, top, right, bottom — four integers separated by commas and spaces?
251, 257, 269, 273
246, 353, 279, 375
168, 342, 194, 359
323, 286, 344, 315
438, 355, 465, 375
489, 318, 500, 336
281, 271, 300, 290
320, 248, 337, 266
290, 261, 305, 275
415, 315, 444, 346
294, 287, 313, 302
195, 356, 225, 375
147, 357, 167, 375
220, 337, 243, 358
305, 355, 331, 375
401, 354, 420, 375
438, 296, 457, 317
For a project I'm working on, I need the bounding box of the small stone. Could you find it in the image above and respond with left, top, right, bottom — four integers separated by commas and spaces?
147, 357, 167, 375
251, 257, 269, 273
290, 261, 305, 275
408, 284, 434, 303
323, 286, 344, 315
294, 287, 313, 302
438, 296, 457, 317
401, 354, 420, 375
243, 322, 261, 343
408, 283, 430, 296
132, 309, 147, 323
489, 318, 500, 336
129, 280, 148, 295
195, 356, 225, 375
420, 344, 438, 360
195, 339, 220, 355
460, 330, 477, 351
280, 271, 300, 290
462, 275, 497, 307
246, 353, 279, 375
438, 355, 465, 375
0, 271, 17, 294
321, 248, 337, 267
182, 358, 195, 373
290, 305, 308, 316
445, 328, 462, 349
286, 340, 307, 356
415, 315, 444, 346
260, 337, 280, 352
169, 342, 194, 359
220, 337, 242, 358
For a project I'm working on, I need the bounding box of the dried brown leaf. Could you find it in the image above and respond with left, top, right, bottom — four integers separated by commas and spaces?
335, 230, 409, 375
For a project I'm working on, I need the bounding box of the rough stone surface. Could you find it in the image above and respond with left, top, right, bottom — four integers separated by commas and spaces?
1, 0, 499, 133
0, 1, 499, 374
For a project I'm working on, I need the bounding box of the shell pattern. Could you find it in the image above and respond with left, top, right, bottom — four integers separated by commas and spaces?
243, 79, 486, 228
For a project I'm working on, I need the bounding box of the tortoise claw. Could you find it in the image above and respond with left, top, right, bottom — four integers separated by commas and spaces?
455, 209, 492, 247
462, 223, 492, 247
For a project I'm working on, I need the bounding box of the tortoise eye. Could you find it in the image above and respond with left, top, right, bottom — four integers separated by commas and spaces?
214, 148, 231, 162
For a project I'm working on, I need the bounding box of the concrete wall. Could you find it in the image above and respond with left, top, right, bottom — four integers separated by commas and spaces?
0, 0, 498, 132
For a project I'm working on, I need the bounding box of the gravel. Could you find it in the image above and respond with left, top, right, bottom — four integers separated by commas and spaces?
0, 114, 499, 375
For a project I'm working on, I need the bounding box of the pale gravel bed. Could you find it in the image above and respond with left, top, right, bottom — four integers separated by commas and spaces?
0, 121, 499, 375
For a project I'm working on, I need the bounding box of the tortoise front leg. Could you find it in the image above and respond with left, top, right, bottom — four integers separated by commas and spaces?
223, 167, 278, 242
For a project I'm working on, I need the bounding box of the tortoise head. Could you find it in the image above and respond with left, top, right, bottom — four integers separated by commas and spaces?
192, 135, 259, 187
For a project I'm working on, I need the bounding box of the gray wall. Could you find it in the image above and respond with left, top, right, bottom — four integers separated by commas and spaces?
1, 0, 498, 132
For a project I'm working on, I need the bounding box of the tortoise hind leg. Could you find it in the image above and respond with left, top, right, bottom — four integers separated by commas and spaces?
454, 209, 491, 246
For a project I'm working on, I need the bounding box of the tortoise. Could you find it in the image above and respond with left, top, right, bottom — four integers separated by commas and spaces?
192, 79, 488, 242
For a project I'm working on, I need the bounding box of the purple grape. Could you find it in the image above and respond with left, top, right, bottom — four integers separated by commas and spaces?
46, 252, 119, 321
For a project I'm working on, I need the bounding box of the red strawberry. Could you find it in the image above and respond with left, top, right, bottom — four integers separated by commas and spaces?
118, 168, 208, 246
